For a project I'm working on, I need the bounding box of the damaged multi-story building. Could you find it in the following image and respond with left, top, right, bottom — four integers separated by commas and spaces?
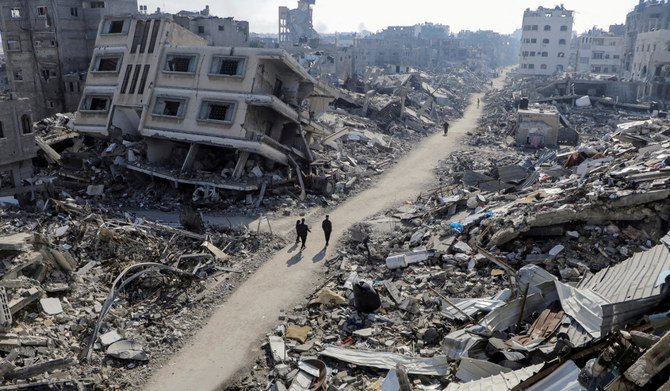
0, 0, 138, 118
576, 27, 624, 75
0, 97, 37, 198
74, 14, 332, 193
519, 5, 574, 75
173, 6, 250, 47
278, 0, 319, 46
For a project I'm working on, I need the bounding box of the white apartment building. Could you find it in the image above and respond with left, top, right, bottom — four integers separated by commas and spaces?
519, 6, 573, 75
576, 28, 624, 74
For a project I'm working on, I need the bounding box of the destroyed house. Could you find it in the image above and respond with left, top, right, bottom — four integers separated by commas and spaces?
75, 15, 330, 191
515, 106, 578, 148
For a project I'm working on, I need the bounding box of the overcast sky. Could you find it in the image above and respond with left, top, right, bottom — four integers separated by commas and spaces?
142, 0, 640, 35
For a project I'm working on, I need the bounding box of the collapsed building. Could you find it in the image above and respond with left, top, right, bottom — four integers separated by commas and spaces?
278, 0, 320, 46
74, 14, 333, 194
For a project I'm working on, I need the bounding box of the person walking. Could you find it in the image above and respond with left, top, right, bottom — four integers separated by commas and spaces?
295, 220, 301, 244
443, 121, 449, 136
298, 218, 310, 251
322, 215, 332, 247
477, 98, 480, 107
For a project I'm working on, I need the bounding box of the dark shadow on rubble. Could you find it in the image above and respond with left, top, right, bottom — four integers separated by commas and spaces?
286, 252, 303, 267
312, 248, 326, 263
287, 243, 299, 253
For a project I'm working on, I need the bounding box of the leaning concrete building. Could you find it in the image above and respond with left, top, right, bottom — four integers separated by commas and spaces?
75, 14, 330, 192
0, 0, 138, 118
519, 5, 573, 75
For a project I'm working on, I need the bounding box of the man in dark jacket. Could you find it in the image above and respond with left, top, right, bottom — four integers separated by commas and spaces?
443, 121, 449, 135
297, 218, 310, 251
295, 220, 301, 244
322, 215, 332, 247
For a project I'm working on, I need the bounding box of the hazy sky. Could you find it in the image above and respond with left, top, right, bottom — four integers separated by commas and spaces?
142, 0, 640, 35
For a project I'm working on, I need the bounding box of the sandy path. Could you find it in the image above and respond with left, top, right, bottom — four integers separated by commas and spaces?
143, 72, 506, 391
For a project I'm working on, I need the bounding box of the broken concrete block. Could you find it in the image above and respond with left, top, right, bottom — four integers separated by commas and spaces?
269, 336, 286, 363
353, 328, 374, 338
106, 340, 148, 361
566, 231, 580, 239
39, 297, 63, 315
548, 245, 564, 257
0, 233, 32, 251
9, 287, 44, 315
86, 185, 105, 196
99, 330, 123, 346
452, 241, 473, 254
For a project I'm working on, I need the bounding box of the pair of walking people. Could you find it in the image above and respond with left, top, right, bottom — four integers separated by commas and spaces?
295, 216, 332, 251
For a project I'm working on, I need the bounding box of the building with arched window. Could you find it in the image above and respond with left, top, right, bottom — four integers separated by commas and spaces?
519, 5, 573, 75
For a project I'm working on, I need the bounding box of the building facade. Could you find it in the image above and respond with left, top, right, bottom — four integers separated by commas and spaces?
278, 0, 319, 46
519, 5, 573, 75
623, 0, 670, 78
630, 29, 670, 99
173, 15, 249, 47
75, 15, 330, 191
0, 0, 138, 118
576, 28, 624, 74
0, 97, 37, 194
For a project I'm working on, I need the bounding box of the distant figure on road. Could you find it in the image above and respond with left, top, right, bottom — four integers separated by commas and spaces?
322, 215, 332, 247
295, 220, 301, 244
443, 121, 449, 136
477, 98, 480, 107
297, 218, 310, 251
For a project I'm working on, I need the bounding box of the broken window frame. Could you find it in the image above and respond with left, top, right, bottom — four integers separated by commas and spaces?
91, 54, 123, 73
163, 53, 199, 74
87, 1, 106, 8
209, 55, 246, 77
197, 100, 237, 124
80, 95, 112, 113
101, 19, 128, 35
10, 8, 21, 19
36, 6, 47, 17
6, 40, 20, 51
152, 96, 188, 119
13, 70, 23, 81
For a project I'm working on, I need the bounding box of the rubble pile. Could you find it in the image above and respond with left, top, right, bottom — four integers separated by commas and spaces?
0, 199, 284, 389
232, 77, 670, 391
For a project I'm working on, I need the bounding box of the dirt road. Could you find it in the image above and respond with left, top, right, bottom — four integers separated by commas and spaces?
144, 74, 503, 391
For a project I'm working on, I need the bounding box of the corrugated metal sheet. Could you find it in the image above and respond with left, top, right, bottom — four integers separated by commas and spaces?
319, 346, 449, 376
578, 243, 670, 332
578, 243, 670, 302
445, 363, 544, 391
455, 357, 511, 382
441, 298, 506, 322
526, 360, 585, 391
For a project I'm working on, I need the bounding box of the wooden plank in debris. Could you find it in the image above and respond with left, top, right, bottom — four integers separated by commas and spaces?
35, 137, 62, 165
6, 357, 76, 380
383, 280, 402, 304
202, 241, 228, 261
